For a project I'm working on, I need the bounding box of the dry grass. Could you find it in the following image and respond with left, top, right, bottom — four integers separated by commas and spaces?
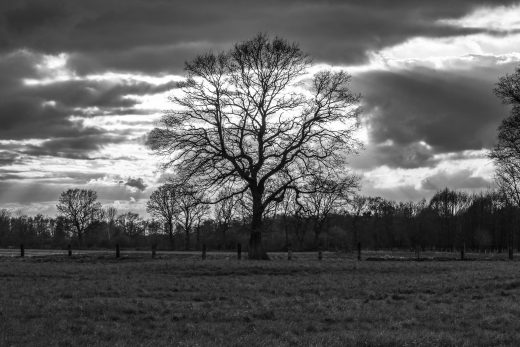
1, 253, 520, 346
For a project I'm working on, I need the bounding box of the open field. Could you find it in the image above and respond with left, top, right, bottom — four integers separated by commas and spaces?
1, 254, 520, 346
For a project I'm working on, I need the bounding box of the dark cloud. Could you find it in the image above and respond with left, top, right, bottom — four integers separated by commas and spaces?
350, 141, 438, 170
0, 49, 177, 158
421, 169, 493, 191
1, 0, 517, 74
125, 177, 147, 191
25, 79, 179, 109
353, 60, 517, 169
0, 151, 19, 166
19, 133, 128, 160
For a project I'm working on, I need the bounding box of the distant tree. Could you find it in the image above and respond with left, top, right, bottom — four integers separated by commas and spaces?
33, 214, 51, 243
147, 180, 208, 250
0, 209, 11, 246
429, 189, 471, 250
53, 216, 69, 245
367, 197, 395, 249
102, 206, 118, 241
298, 175, 359, 249
348, 195, 370, 248
214, 187, 239, 249
56, 189, 101, 245
275, 189, 299, 250
148, 34, 361, 259
117, 212, 144, 238
147, 183, 179, 249
410, 199, 428, 249
172, 180, 208, 250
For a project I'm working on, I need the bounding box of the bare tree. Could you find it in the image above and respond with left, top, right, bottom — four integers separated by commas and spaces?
0, 209, 11, 246
276, 189, 299, 250
117, 212, 145, 238
490, 112, 520, 207
429, 188, 471, 250
102, 206, 118, 241
298, 175, 359, 249
214, 187, 239, 249
490, 66, 520, 257
56, 189, 101, 245
490, 66, 520, 205
148, 34, 361, 259
146, 183, 178, 249
348, 195, 370, 249
172, 180, 208, 250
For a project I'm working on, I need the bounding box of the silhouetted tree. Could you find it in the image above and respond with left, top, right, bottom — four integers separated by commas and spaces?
214, 187, 239, 249
298, 175, 359, 249
349, 195, 370, 248
171, 180, 208, 250
56, 189, 101, 245
0, 209, 11, 246
148, 34, 361, 259
147, 183, 178, 249
102, 206, 118, 242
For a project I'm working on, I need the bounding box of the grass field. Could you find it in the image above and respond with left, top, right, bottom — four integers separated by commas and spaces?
1, 252, 520, 346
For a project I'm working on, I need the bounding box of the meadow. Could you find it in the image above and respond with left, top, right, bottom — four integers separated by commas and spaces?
1, 252, 520, 346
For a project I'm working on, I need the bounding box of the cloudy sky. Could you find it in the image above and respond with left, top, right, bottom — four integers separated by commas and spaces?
0, 0, 519, 216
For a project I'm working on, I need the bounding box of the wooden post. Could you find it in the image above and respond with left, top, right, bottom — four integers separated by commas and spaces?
116, 244, 120, 258
357, 242, 361, 261
68, 244, 72, 257
151, 244, 156, 259
288, 249, 292, 261
237, 243, 242, 260
20, 244, 24, 258
318, 250, 323, 261
202, 244, 207, 260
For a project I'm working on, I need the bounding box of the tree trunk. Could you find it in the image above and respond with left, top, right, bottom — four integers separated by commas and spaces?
168, 222, 174, 250
248, 197, 269, 260
196, 226, 200, 250
185, 228, 190, 251
75, 224, 83, 246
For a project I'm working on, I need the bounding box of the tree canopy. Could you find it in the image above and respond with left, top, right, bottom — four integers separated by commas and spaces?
148, 34, 361, 258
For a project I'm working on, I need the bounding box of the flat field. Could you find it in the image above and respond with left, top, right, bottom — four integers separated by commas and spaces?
1, 252, 520, 346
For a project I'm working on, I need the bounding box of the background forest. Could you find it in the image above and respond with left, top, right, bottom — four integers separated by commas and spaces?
0, 188, 517, 254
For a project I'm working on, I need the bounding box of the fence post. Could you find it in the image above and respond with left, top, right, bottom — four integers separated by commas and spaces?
151, 244, 156, 259
237, 243, 242, 260
202, 244, 207, 260
318, 250, 323, 261
68, 244, 72, 257
116, 244, 120, 258
288, 248, 292, 261
357, 242, 361, 261
20, 244, 24, 258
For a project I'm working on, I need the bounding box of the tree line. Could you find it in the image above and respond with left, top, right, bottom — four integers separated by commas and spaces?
0, 187, 519, 254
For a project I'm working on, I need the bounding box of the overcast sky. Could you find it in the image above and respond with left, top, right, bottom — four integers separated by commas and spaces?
0, 0, 519, 216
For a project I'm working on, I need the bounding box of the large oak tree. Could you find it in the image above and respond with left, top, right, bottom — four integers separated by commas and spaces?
149, 34, 361, 259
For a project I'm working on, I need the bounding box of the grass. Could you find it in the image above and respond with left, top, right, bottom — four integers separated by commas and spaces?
1, 252, 520, 346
